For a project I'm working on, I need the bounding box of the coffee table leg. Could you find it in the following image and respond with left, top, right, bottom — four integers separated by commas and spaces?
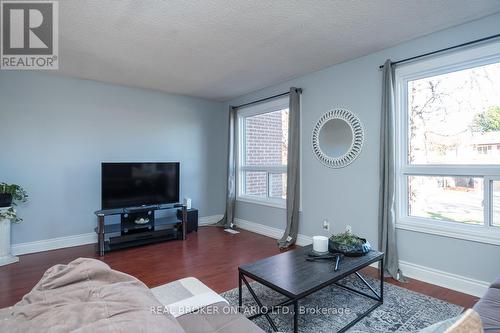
380, 257, 384, 302
238, 272, 243, 308
241, 274, 279, 332
293, 300, 298, 333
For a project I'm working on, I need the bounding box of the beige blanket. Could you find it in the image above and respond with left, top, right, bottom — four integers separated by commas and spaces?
0, 258, 185, 333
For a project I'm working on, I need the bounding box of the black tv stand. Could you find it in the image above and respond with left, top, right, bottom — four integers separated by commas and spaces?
94, 204, 187, 256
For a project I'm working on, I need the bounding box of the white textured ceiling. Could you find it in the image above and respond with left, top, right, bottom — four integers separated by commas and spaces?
56, 0, 500, 100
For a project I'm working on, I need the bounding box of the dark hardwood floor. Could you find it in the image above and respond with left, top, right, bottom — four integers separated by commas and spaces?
0, 227, 479, 309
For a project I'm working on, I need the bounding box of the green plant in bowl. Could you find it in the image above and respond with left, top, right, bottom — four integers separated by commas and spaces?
329, 231, 363, 246
329, 231, 371, 256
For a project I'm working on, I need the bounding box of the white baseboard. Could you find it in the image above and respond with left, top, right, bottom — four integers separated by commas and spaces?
234, 218, 490, 298
234, 218, 312, 246
399, 260, 489, 298
12, 215, 223, 255
12, 233, 97, 256
199, 214, 224, 226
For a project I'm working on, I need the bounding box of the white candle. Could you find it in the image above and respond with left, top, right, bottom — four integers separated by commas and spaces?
312, 236, 329, 253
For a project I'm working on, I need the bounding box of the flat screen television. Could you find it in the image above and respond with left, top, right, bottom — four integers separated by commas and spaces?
101, 162, 180, 210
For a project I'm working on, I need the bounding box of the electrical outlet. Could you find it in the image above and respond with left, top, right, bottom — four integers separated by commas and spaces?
323, 219, 330, 231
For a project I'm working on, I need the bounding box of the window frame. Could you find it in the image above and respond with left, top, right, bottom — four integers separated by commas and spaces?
489, 177, 500, 228
395, 40, 500, 245
236, 97, 289, 209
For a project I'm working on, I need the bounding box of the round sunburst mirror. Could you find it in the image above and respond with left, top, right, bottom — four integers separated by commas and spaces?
312, 108, 364, 168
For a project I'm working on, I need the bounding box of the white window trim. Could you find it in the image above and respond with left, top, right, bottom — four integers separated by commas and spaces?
394, 40, 500, 245
236, 97, 289, 209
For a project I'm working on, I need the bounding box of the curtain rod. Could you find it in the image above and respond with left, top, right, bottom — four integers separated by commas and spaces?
234, 88, 302, 110
379, 33, 500, 69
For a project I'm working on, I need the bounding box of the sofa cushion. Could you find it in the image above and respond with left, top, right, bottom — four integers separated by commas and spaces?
490, 276, 500, 290
419, 309, 483, 333
177, 302, 265, 333
151, 277, 228, 317
474, 287, 500, 332
446, 309, 484, 333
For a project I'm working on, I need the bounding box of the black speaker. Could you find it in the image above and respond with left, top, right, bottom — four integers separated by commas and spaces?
177, 208, 198, 234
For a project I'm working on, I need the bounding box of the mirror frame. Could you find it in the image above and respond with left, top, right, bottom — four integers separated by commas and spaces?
312, 108, 364, 168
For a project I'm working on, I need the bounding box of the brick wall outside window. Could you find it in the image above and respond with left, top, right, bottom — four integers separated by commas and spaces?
243, 109, 288, 198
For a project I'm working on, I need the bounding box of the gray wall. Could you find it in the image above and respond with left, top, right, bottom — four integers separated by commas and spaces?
228, 13, 500, 283
0, 72, 227, 244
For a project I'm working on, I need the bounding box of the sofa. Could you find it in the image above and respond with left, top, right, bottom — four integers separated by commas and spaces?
423, 275, 500, 333
474, 275, 500, 332
0, 258, 264, 333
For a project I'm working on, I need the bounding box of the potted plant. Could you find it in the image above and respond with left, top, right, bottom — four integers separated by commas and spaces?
0, 183, 28, 209
0, 183, 28, 266
329, 226, 372, 257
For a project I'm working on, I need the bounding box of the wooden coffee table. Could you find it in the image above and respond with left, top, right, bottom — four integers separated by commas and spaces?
238, 245, 384, 333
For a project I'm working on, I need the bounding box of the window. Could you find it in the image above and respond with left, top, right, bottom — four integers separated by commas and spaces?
237, 97, 289, 208
395, 41, 500, 245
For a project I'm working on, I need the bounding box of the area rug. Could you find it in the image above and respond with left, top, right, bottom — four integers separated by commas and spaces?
221, 274, 463, 333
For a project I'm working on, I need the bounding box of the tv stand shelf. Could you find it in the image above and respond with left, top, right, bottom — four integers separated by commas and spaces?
94, 205, 187, 256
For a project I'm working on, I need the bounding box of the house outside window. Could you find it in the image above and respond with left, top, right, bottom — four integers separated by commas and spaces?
236, 97, 289, 208
395, 41, 500, 244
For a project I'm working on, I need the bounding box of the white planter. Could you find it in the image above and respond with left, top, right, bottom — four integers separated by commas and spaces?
0, 208, 19, 266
